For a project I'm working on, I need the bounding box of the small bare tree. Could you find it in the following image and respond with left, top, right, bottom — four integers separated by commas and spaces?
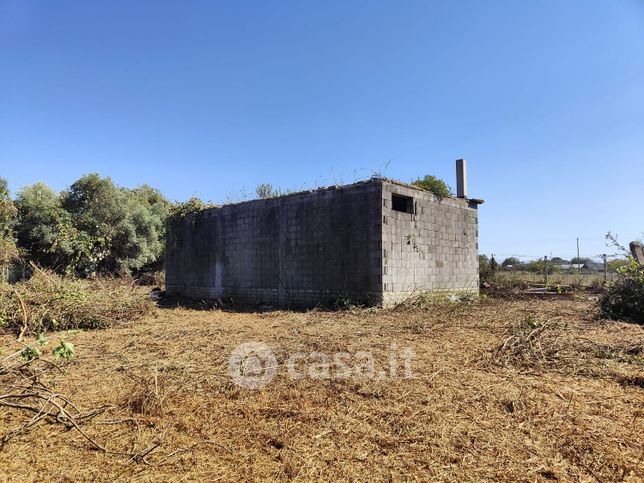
256, 183, 276, 199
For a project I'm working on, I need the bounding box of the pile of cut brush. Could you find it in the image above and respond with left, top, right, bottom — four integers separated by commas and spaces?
0, 336, 109, 451
0, 267, 152, 337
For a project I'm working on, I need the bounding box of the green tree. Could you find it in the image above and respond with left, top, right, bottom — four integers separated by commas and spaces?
411, 175, 452, 198
8, 173, 191, 275
118, 184, 170, 272
61, 174, 118, 272
14, 183, 77, 270
61, 174, 170, 274
0, 178, 15, 234
525, 260, 541, 273
0, 177, 19, 264
526, 259, 559, 274
479, 255, 493, 283
502, 257, 520, 267
607, 259, 629, 272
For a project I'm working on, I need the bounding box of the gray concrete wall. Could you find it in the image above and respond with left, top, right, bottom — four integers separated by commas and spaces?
166, 181, 383, 306
381, 180, 479, 306
167, 178, 480, 308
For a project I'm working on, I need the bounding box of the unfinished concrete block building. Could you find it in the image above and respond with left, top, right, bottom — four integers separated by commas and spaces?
166, 160, 482, 307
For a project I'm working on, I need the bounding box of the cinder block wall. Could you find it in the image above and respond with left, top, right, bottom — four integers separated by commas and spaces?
167, 178, 480, 307
166, 181, 383, 306
381, 181, 479, 306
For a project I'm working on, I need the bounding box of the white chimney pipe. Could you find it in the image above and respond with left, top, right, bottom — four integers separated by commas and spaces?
456, 159, 467, 199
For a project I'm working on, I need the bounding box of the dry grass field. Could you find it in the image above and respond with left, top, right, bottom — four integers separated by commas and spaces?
1, 296, 643, 481
494, 270, 614, 288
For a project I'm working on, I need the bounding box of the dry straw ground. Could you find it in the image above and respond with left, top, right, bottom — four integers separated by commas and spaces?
1, 296, 642, 481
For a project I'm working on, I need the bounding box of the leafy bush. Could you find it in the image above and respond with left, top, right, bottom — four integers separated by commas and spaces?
502, 257, 520, 267
525, 259, 559, 274
479, 255, 494, 285
479, 255, 497, 284
256, 183, 280, 199
599, 259, 644, 324
0, 268, 153, 334
411, 175, 452, 198
167, 197, 214, 221
166, 197, 216, 251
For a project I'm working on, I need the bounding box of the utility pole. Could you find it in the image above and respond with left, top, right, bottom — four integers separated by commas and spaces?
544, 255, 549, 287
576, 238, 581, 275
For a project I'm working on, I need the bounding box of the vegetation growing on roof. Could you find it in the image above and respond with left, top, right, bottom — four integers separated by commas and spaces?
411, 174, 453, 198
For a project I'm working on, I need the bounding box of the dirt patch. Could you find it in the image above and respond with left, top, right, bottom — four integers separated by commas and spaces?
0, 298, 642, 481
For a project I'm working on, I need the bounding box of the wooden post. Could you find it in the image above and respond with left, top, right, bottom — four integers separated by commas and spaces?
630, 242, 644, 265
602, 254, 608, 283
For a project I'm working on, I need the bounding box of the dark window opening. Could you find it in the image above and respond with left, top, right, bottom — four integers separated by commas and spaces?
392, 194, 414, 213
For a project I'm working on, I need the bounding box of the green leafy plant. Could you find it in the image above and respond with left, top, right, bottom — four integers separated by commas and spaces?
18, 332, 77, 363
521, 315, 541, 330
599, 257, 644, 324
166, 197, 216, 250
411, 175, 452, 198
479, 255, 494, 284
334, 293, 356, 310
547, 283, 563, 294
36, 332, 47, 345
20, 345, 42, 362
52, 340, 75, 360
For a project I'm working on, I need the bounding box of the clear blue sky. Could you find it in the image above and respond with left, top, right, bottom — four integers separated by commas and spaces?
1, 0, 643, 261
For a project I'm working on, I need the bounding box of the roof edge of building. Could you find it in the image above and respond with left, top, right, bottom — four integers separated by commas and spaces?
379, 177, 484, 205
192, 176, 483, 216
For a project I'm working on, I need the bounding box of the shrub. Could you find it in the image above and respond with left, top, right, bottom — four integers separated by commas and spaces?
479, 255, 494, 284
502, 257, 520, 267
525, 259, 559, 274
599, 259, 644, 324
0, 268, 153, 335
256, 183, 280, 199
411, 175, 452, 198
166, 197, 216, 251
